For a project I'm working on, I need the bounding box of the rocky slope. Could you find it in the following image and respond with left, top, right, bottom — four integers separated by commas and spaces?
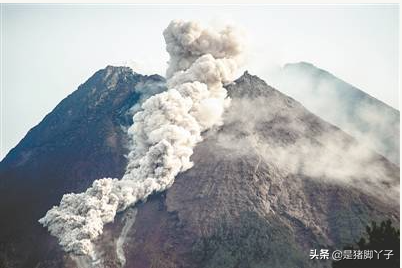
271, 62, 400, 165
0, 67, 399, 268
0, 66, 165, 268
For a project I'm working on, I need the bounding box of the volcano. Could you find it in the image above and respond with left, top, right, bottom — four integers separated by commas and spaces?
0, 67, 399, 268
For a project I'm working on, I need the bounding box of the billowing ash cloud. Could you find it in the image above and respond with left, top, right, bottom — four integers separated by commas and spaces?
39, 20, 244, 259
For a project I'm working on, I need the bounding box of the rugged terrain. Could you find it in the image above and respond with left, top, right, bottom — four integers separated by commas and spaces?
0, 67, 399, 268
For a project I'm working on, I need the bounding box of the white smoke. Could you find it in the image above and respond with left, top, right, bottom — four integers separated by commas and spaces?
39, 19, 244, 259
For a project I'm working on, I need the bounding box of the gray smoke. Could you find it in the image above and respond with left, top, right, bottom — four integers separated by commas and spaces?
217, 94, 399, 204
39, 20, 244, 259
268, 63, 400, 165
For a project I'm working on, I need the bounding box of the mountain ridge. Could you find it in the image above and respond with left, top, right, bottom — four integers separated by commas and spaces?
273, 61, 400, 165
284, 61, 398, 110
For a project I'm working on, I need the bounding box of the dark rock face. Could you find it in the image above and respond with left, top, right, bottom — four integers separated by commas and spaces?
0, 68, 399, 268
273, 62, 400, 165
116, 72, 399, 268
0, 66, 165, 268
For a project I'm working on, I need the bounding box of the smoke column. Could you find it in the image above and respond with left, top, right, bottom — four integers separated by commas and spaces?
39, 20, 244, 258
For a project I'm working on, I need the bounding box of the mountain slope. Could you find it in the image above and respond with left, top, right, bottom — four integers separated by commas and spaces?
0, 66, 165, 268
271, 62, 400, 165
103, 72, 398, 268
0, 68, 399, 268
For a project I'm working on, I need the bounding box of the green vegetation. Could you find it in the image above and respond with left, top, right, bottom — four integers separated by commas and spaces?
333, 219, 399, 268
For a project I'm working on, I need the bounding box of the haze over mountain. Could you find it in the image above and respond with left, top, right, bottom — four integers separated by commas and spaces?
0, 66, 399, 268
270, 62, 400, 165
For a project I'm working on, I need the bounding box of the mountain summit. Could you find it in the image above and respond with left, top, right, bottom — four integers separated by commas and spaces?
0, 67, 399, 268
272, 62, 400, 165
0, 66, 165, 267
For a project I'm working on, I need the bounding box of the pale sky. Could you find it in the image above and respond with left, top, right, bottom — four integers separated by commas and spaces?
0, 4, 399, 159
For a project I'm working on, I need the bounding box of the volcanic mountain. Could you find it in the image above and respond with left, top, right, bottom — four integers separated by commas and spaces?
0, 66, 399, 268
271, 62, 400, 165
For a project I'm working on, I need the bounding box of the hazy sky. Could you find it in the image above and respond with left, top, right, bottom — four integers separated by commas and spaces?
0, 4, 399, 159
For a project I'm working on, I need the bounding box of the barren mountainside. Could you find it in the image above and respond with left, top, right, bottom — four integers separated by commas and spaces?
0, 67, 399, 268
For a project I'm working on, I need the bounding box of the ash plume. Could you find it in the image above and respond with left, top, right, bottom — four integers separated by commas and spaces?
38, 20, 244, 259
